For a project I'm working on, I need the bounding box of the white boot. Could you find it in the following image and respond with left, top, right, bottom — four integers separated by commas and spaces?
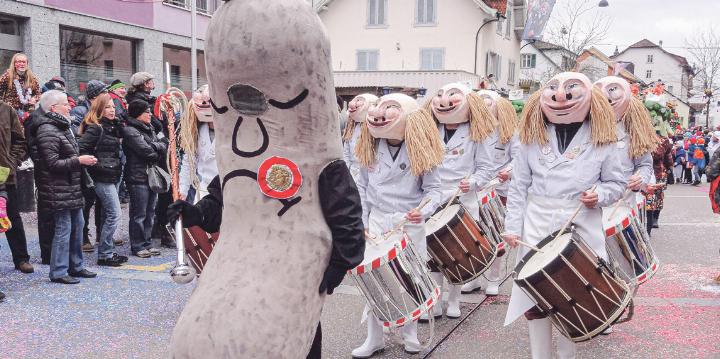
527, 318, 552, 359
351, 313, 385, 358
485, 260, 501, 296
446, 284, 462, 318
420, 272, 444, 321
402, 321, 421, 354
461, 276, 483, 294
556, 330, 577, 359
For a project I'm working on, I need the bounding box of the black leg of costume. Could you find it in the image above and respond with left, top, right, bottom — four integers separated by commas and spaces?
306, 322, 322, 359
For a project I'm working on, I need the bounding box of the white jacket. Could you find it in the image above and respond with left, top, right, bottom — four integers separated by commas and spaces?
504, 121, 627, 237
342, 124, 362, 180
179, 123, 218, 198
356, 140, 443, 230
436, 123, 495, 203
615, 122, 654, 185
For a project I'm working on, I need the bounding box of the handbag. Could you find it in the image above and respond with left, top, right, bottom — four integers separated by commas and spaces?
147, 164, 171, 193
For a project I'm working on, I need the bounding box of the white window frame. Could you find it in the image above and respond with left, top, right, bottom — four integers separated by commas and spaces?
668, 85, 674, 93
356, 49, 379, 71
505, 6, 512, 39
496, 17, 504, 36
415, 0, 437, 26
419, 48, 444, 70
486, 51, 501, 81
647, 54, 654, 64
367, 0, 388, 28
520, 54, 536, 69
646, 69, 652, 79
508, 60, 516, 84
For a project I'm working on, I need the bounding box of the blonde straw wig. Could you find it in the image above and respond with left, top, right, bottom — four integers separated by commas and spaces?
466, 92, 497, 142
520, 87, 617, 146
405, 108, 444, 176
622, 96, 659, 158
354, 108, 444, 176
495, 97, 518, 144
342, 115, 358, 142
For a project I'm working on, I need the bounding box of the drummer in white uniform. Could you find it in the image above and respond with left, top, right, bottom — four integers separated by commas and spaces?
503, 72, 626, 359
343, 93, 379, 181
421, 82, 496, 320
352, 93, 444, 358
461, 89, 521, 296
594, 76, 657, 212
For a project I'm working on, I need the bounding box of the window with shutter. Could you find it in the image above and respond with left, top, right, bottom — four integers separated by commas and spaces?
357, 50, 379, 71
415, 0, 436, 25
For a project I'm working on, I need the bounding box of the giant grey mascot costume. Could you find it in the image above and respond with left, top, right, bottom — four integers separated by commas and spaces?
171, 0, 365, 357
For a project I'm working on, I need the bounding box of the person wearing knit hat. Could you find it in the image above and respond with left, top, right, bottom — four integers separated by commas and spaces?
127, 100, 150, 119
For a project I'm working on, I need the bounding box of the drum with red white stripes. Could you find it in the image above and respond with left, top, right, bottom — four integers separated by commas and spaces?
602, 205, 659, 286
349, 232, 440, 328
478, 189, 507, 254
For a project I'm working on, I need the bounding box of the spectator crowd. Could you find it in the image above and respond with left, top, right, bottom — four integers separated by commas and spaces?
0, 53, 177, 298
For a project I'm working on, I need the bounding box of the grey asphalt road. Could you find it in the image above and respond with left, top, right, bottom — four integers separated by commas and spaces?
0, 182, 718, 358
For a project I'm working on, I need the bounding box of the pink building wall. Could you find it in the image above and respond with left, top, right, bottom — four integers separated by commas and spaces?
41, 0, 209, 39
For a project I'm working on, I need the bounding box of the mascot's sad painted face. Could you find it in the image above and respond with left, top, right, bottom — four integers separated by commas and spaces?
594, 76, 631, 121
431, 83, 471, 124
211, 83, 308, 216
540, 72, 593, 124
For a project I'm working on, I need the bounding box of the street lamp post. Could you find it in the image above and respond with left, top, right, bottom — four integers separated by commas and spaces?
473, 11, 505, 75
705, 88, 713, 128
191, 0, 198, 91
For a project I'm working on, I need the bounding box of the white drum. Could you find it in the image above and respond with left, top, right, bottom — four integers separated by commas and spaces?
602, 205, 659, 286
349, 232, 440, 328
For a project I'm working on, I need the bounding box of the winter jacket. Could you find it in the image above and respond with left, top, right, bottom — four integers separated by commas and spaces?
0, 101, 27, 185
34, 111, 84, 211
125, 90, 156, 113
78, 117, 123, 184
69, 100, 90, 135
122, 117, 167, 185
690, 146, 706, 170
0, 71, 40, 114
707, 149, 720, 182
674, 148, 686, 166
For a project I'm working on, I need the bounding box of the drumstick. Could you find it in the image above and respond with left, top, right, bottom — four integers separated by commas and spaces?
609, 171, 641, 219
381, 197, 432, 242
515, 239, 543, 253
436, 175, 470, 222
480, 177, 502, 192
552, 184, 598, 242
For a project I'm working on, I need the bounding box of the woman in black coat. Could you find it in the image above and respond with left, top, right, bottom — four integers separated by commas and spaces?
122, 100, 167, 258
78, 93, 127, 267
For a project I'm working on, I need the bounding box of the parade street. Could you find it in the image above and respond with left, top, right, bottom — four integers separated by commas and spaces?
0, 182, 718, 359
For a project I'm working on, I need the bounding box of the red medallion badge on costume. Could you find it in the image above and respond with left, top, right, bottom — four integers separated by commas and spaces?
258, 156, 302, 199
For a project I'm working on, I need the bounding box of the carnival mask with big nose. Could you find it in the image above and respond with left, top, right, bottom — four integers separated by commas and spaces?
192, 84, 213, 122
432, 83, 471, 124
367, 93, 418, 140
477, 89, 500, 118
540, 72, 593, 124
594, 76, 631, 121
347, 93, 378, 123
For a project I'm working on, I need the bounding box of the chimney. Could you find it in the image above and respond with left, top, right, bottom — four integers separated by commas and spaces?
613, 46, 619, 56
659, 40, 663, 47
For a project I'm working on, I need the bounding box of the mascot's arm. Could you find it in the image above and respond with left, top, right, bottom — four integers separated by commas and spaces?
167, 176, 223, 233
318, 160, 366, 295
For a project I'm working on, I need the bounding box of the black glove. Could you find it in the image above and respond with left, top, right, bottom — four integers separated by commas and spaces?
318, 265, 347, 295
167, 200, 203, 228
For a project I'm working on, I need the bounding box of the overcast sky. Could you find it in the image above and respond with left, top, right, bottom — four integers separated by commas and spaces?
546, 0, 720, 63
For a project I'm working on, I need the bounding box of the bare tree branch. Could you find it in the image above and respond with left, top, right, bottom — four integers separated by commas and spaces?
687, 26, 720, 93
544, 0, 612, 69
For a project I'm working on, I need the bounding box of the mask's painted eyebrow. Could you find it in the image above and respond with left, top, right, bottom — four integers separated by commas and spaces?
210, 98, 228, 114
268, 89, 309, 110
